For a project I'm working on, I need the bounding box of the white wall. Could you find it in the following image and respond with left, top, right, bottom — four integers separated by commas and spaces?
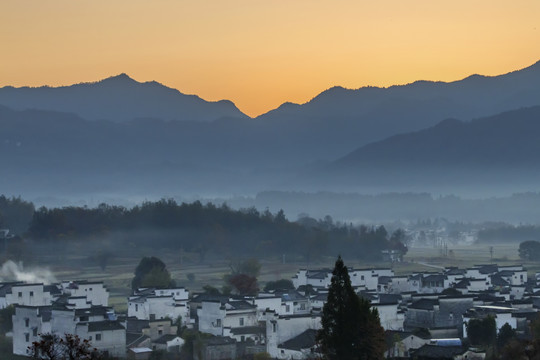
5, 284, 52, 308
374, 303, 404, 331
12, 307, 52, 356
65, 282, 109, 307
76, 323, 126, 358
265, 313, 321, 359
197, 302, 224, 336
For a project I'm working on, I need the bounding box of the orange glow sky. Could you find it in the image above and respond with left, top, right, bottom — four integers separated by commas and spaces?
1, 1, 539, 117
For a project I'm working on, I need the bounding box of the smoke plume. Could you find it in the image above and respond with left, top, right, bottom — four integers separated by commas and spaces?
0, 260, 57, 284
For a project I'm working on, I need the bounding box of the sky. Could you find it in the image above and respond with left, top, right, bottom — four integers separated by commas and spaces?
1, 1, 539, 117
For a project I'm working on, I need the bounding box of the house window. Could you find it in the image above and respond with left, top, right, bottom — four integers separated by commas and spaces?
300, 303, 306, 310
25, 333, 29, 342
216, 319, 222, 327
239, 318, 244, 326
286, 305, 290, 312
30, 291, 34, 297
158, 330, 163, 335
272, 323, 276, 332
80, 316, 89, 321
135, 304, 138, 312
95, 334, 101, 341
18, 292, 22, 298
25, 318, 29, 327
361, 275, 365, 280
33, 328, 37, 337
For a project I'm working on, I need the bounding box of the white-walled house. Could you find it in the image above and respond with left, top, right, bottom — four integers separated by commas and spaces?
128, 288, 190, 325
384, 330, 430, 359
61, 281, 109, 307
463, 306, 517, 339
264, 311, 321, 359
197, 299, 258, 338
291, 268, 393, 292
276, 329, 319, 359
76, 320, 126, 358
128, 295, 185, 323
1, 283, 54, 308
374, 302, 404, 331
12, 306, 52, 356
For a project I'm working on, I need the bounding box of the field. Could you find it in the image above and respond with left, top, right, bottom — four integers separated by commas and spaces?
25, 241, 537, 313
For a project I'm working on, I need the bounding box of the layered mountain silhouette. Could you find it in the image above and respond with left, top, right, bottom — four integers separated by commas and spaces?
303, 106, 540, 192
0, 74, 248, 122
1, 61, 540, 198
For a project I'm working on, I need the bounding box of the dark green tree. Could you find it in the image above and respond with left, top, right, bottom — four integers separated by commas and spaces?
132, 256, 175, 291
519, 240, 540, 261
317, 256, 385, 360
466, 316, 496, 346
263, 279, 294, 292
497, 322, 516, 351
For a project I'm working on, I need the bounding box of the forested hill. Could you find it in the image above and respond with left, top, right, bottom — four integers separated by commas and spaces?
22, 199, 406, 262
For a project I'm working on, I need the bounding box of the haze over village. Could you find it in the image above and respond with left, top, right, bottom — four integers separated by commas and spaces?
2, 1, 540, 360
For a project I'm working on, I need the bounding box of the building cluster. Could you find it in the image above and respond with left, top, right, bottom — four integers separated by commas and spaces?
2, 262, 540, 359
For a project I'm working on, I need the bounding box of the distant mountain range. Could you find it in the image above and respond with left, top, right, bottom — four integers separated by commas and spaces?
306, 106, 540, 192
0, 74, 248, 122
1, 60, 540, 201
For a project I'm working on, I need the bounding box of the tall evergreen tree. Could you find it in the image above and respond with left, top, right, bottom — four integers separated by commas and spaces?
317, 256, 385, 360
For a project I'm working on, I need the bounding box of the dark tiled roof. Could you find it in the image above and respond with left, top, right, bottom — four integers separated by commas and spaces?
412, 344, 466, 359
191, 293, 230, 304
409, 299, 438, 311
87, 320, 125, 332
498, 270, 515, 277
44, 285, 62, 295
490, 274, 510, 287
278, 291, 307, 302
384, 330, 413, 348
75, 306, 111, 317
230, 326, 265, 335
153, 334, 181, 344
477, 265, 498, 274
445, 268, 466, 276
379, 294, 402, 305
278, 329, 317, 351
127, 334, 150, 347
226, 300, 256, 310
126, 318, 150, 333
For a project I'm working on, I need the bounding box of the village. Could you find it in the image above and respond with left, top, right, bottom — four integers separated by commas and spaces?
1, 260, 539, 360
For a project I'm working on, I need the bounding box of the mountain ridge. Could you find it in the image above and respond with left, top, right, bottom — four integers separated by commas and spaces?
0, 73, 249, 122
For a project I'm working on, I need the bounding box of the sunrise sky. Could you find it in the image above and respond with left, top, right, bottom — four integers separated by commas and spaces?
1, 1, 539, 117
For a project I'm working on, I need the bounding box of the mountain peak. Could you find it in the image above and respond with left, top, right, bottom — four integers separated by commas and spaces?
99, 73, 137, 84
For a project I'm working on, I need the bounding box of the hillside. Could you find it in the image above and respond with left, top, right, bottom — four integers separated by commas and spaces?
0, 74, 248, 123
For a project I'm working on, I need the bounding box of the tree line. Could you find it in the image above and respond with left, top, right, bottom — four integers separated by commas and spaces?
22, 199, 406, 262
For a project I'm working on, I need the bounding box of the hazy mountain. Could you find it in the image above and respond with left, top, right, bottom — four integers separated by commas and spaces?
0, 105, 284, 197
2, 61, 540, 200
252, 60, 540, 162
309, 106, 540, 192
0, 74, 248, 122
